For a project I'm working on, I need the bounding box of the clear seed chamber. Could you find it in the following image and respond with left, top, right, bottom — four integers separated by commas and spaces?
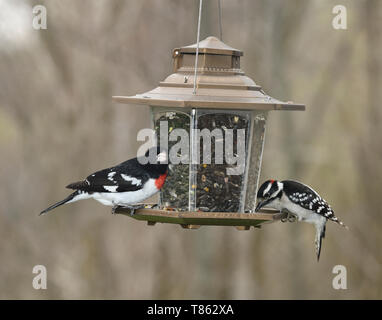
194, 110, 250, 213
153, 110, 190, 210
152, 107, 268, 213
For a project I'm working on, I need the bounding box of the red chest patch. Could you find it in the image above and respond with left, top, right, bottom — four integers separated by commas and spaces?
155, 173, 167, 189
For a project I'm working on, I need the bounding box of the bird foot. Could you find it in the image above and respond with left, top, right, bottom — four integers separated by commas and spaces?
112, 204, 145, 216
280, 211, 297, 223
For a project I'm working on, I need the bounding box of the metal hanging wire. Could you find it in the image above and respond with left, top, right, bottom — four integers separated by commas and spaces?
218, 0, 223, 41
193, 0, 223, 94
193, 0, 203, 95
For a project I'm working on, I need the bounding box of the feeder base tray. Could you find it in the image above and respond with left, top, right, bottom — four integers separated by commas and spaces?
114, 206, 288, 230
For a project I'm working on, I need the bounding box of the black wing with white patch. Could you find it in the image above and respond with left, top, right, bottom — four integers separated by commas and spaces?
66, 158, 149, 193
282, 180, 336, 220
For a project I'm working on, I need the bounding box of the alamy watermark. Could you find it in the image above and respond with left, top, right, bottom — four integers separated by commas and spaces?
32, 265, 47, 290
137, 121, 246, 175
332, 5, 347, 30
32, 5, 47, 30
332, 265, 347, 290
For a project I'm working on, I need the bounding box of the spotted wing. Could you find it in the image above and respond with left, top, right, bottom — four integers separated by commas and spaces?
66, 160, 148, 193
283, 180, 336, 220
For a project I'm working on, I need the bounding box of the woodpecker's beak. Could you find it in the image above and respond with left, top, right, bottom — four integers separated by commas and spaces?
255, 198, 272, 212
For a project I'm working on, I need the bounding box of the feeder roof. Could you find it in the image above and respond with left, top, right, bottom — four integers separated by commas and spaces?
113, 36, 305, 111
178, 36, 243, 56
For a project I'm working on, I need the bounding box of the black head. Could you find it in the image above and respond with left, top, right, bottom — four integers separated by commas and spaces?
255, 179, 283, 212
140, 146, 168, 175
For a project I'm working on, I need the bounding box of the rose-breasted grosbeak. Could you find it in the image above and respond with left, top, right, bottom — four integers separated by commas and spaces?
40, 146, 168, 215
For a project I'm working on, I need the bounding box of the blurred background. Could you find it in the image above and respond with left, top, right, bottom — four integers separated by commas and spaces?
0, 0, 381, 299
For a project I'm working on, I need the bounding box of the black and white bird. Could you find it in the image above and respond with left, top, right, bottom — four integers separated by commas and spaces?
40, 146, 168, 215
255, 179, 347, 261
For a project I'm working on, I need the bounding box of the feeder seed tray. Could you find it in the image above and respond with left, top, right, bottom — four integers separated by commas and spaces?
115, 206, 288, 230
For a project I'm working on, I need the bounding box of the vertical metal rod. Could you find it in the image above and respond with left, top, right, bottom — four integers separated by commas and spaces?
189, 109, 198, 212
193, 0, 203, 95
218, 0, 223, 41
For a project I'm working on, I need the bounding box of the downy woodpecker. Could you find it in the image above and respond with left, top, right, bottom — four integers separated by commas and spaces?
256, 179, 347, 261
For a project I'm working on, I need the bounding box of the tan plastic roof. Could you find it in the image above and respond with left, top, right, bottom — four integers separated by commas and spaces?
113, 37, 305, 111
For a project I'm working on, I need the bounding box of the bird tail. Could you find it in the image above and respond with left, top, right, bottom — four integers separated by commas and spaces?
40, 190, 82, 215
315, 221, 326, 262
330, 215, 349, 230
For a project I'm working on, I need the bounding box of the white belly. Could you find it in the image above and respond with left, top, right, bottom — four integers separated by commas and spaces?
265, 194, 325, 225
91, 179, 159, 206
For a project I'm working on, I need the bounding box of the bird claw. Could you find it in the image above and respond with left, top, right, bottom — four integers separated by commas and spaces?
287, 214, 297, 223
111, 205, 119, 215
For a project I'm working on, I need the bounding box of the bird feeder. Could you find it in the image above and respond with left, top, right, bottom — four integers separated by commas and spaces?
113, 36, 305, 229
